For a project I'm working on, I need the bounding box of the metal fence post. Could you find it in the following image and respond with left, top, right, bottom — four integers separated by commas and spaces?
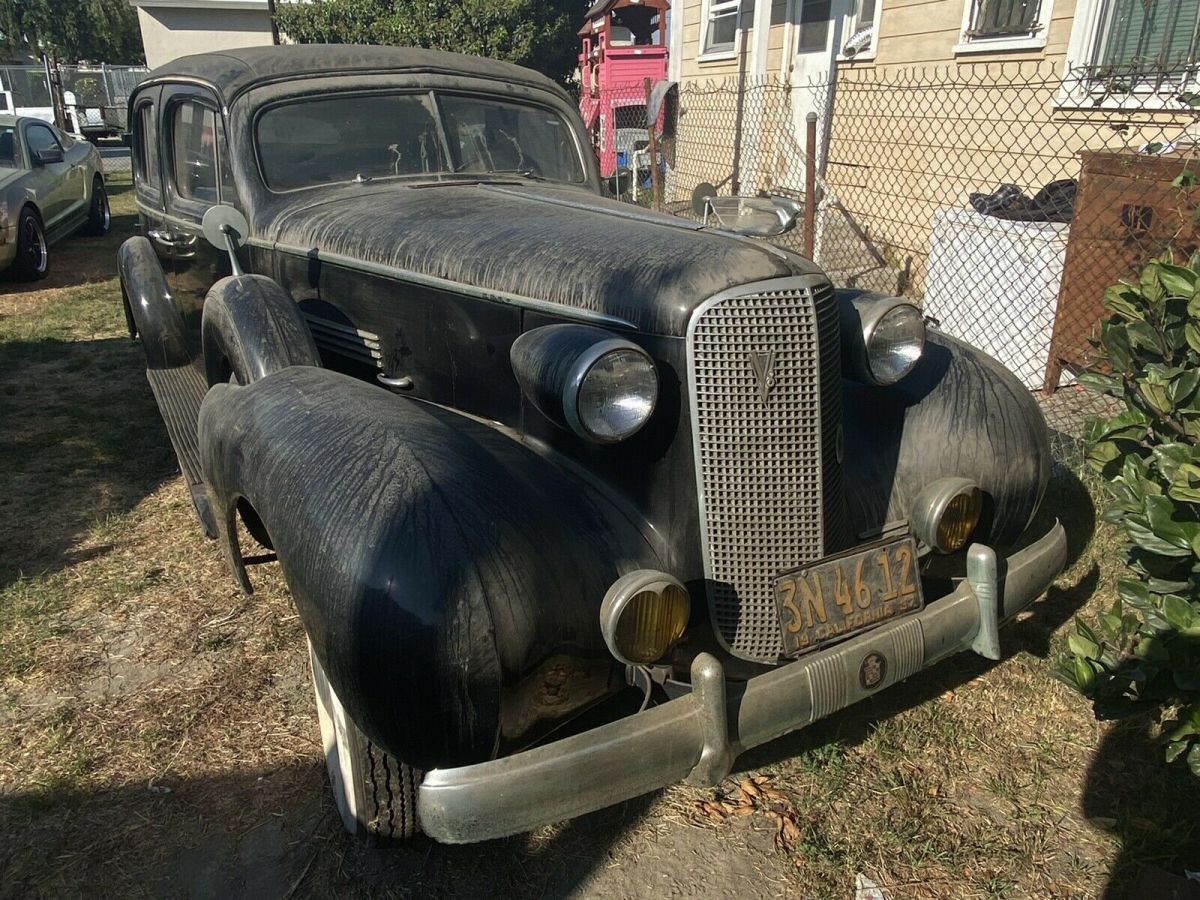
804, 111, 817, 261
645, 77, 662, 211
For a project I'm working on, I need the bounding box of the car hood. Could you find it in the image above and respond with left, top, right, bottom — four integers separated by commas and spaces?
257, 181, 819, 336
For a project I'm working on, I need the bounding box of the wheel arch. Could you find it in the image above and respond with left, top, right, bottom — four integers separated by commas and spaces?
117, 235, 191, 369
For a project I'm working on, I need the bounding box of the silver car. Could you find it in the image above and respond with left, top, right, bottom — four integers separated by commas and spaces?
0, 114, 109, 280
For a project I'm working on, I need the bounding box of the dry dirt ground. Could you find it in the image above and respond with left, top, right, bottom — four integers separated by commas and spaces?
1, 176, 1198, 900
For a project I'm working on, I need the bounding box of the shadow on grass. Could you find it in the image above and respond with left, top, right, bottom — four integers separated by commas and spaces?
0, 756, 659, 899
0, 179, 134, 294
0, 333, 177, 590
1084, 717, 1200, 900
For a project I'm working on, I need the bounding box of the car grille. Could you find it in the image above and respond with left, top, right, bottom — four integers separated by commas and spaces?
687, 280, 847, 662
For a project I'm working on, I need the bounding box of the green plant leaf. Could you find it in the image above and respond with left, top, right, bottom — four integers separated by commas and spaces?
1174, 170, 1199, 189
1068, 631, 1100, 660
1162, 594, 1199, 631
1187, 741, 1200, 776
1167, 738, 1189, 762
1160, 263, 1200, 297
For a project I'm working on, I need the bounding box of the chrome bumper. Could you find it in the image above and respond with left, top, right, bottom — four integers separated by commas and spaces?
418, 522, 1068, 844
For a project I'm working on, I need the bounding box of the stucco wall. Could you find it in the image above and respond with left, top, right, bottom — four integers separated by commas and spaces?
135, 5, 274, 69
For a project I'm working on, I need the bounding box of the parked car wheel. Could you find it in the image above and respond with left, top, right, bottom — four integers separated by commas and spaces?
84, 177, 111, 236
308, 639, 422, 842
11, 207, 48, 281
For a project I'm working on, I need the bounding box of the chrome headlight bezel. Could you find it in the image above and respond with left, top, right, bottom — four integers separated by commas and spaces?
837, 289, 926, 386
563, 339, 659, 444
600, 569, 691, 665
510, 324, 659, 445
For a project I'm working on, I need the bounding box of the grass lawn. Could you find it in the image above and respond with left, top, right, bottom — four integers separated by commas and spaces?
0, 174, 1196, 899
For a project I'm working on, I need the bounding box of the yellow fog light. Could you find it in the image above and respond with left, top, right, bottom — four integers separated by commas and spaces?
601, 571, 690, 665
912, 477, 984, 553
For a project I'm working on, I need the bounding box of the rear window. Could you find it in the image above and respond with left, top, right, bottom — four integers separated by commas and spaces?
0, 126, 15, 168
256, 91, 585, 191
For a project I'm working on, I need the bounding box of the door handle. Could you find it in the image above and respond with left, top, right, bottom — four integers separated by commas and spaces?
148, 229, 197, 250
377, 373, 414, 391
148, 228, 182, 247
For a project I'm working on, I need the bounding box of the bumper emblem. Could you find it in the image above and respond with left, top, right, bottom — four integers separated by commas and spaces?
749, 349, 777, 402
859, 651, 886, 690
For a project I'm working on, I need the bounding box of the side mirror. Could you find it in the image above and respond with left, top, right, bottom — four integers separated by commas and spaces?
31, 147, 64, 166
201, 204, 250, 277
700, 193, 802, 237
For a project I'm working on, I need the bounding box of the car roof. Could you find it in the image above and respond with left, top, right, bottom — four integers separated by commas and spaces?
142, 44, 563, 105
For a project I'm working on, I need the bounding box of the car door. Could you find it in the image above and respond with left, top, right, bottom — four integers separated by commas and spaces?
21, 120, 72, 229
130, 86, 169, 267
57, 126, 91, 217
160, 84, 237, 356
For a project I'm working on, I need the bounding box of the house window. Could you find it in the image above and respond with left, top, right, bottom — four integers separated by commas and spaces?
967, 0, 1042, 38
1093, 0, 1200, 73
956, 0, 1053, 53
703, 0, 742, 55
798, 0, 832, 52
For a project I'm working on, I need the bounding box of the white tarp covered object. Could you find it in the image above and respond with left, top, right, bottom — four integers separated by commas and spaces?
924, 207, 1071, 392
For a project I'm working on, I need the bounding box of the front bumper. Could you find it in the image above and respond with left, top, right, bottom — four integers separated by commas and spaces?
418, 522, 1068, 843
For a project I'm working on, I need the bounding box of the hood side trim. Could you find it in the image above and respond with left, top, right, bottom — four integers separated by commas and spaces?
251, 236, 639, 331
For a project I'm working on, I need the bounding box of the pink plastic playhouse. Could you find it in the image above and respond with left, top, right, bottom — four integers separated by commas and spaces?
578, 0, 670, 179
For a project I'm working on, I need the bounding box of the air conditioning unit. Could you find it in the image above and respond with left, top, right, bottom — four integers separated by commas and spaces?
923, 207, 1070, 391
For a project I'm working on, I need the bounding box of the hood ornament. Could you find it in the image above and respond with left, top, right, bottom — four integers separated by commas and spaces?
749, 349, 776, 402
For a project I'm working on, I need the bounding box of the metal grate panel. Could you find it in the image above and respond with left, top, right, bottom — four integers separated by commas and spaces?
688, 281, 843, 662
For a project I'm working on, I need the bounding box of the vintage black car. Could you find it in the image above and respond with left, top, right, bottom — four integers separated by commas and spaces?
119, 45, 1067, 844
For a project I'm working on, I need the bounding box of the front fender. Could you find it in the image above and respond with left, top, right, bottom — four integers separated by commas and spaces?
198, 366, 662, 769
842, 331, 1051, 546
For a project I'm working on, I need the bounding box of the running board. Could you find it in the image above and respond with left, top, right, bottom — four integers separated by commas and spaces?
146, 364, 216, 537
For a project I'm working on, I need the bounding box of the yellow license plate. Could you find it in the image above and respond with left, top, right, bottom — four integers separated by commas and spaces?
773, 537, 924, 657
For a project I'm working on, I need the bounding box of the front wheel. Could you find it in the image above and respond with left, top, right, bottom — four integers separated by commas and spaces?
308, 640, 422, 842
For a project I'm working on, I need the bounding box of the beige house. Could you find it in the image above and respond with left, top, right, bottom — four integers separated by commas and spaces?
129, 0, 276, 69
669, 0, 1196, 86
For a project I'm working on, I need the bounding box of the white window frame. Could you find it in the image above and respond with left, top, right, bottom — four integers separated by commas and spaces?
699, 0, 743, 61
1059, 0, 1200, 109
953, 0, 1054, 55
837, 0, 885, 63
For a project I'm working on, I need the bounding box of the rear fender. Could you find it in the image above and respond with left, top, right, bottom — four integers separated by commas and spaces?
198, 366, 662, 769
117, 236, 190, 369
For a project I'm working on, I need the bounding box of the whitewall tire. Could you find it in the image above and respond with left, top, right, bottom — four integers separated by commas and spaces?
307, 639, 422, 841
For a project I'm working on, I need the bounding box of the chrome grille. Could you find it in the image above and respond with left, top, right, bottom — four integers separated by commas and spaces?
687, 281, 844, 662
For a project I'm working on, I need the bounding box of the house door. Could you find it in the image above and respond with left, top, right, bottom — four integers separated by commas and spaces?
785, 0, 849, 129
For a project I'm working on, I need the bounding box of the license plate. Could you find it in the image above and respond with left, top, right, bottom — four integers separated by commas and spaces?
773, 537, 924, 657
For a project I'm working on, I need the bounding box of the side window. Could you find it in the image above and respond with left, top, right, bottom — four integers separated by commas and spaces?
171, 100, 218, 204
134, 103, 161, 191
26, 124, 62, 157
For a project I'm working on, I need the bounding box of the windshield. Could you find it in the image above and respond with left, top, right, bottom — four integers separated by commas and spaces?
257, 91, 587, 191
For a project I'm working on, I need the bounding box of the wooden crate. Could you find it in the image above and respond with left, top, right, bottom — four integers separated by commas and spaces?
1045, 150, 1200, 392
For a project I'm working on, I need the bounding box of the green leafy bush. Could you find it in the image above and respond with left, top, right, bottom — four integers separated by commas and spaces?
1058, 252, 1200, 776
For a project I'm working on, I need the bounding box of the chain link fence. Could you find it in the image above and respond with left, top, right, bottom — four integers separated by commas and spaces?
600, 63, 1200, 460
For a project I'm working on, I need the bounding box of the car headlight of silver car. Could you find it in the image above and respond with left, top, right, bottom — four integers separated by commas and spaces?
511, 324, 659, 443
837, 289, 926, 385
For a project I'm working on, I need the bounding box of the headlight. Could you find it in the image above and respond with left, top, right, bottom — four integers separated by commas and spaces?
867, 304, 925, 384
568, 346, 658, 442
911, 477, 984, 553
837, 290, 926, 385
511, 324, 659, 444
600, 570, 691, 665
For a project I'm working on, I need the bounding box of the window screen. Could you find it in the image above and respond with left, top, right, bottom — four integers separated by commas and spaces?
1099, 0, 1200, 71
968, 0, 1041, 38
